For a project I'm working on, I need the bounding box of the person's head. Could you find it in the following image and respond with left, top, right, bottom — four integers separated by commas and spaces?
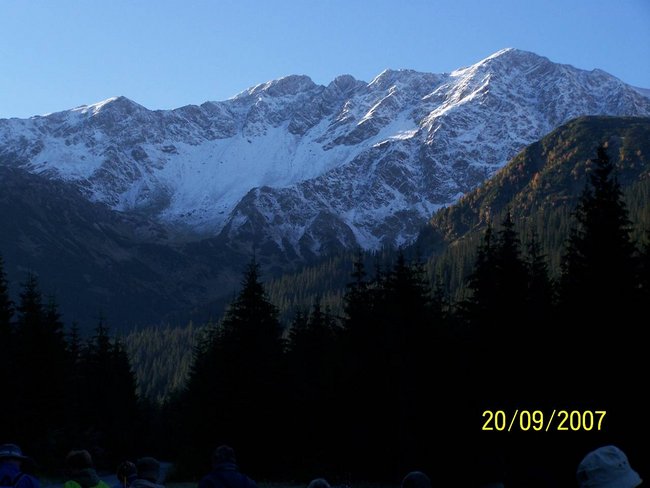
0, 444, 28, 467
307, 479, 330, 488
136, 457, 160, 483
401, 471, 431, 488
65, 450, 94, 473
212, 445, 236, 467
577, 445, 642, 488
116, 461, 137, 487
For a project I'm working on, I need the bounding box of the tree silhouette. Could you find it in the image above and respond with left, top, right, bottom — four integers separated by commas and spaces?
0, 255, 12, 335
285, 300, 340, 474
77, 316, 140, 458
0, 255, 15, 431
13, 274, 69, 460
182, 259, 284, 476
559, 145, 637, 363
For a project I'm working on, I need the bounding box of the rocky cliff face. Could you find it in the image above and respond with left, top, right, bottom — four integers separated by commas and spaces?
2, 48, 649, 260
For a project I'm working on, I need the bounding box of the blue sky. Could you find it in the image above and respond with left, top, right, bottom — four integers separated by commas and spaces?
1, 0, 649, 119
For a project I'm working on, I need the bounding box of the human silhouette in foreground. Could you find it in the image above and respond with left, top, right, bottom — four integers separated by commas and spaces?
401, 471, 431, 488
131, 457, 164, 488
576, 445, 642, 488
113, 462, 137, 488
0, 444, 39, 488
63, 450, 110, 488
198, 446, 257, 488
306, 479, 329, 488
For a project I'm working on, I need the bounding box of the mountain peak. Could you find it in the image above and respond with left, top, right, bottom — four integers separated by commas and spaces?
369, 68, 419, 87
71, 96, 146, 116
235, 74, 318, 99
473, 48, 548, 69
448, 48, 552, 82
324, 75, 365, 99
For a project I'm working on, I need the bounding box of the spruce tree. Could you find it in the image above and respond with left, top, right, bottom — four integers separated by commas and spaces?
464, 214, 532, 401
14, 275, 69, 458
343, 250, 372, 339
494, 211, 529, 312
183, 259, 284, 476
0, 255, 12, 336
560, 146, 637, 350
559, 145, 639, 399
526, 231, 554, 316
16, 273, 44, 334
0, 255, 14, 430
109, 337, 140, 455
640, 231, 650, 299
285, 301, 340, 473
65, 321, 85, 443
79, 316, 140, 459
340, 253, 379, 474
465, 224, 497, 331
522, 232, 556, 394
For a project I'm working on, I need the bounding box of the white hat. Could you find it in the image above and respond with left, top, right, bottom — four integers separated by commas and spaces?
577, 445, 642, 488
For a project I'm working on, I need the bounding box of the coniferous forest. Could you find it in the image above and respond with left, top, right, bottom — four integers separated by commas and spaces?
1, 144, 648, 486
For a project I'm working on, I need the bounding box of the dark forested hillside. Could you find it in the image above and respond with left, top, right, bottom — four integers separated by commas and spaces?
420, 116, 650, 295
168, 140, 648, 483
2, 136, 648, 484
0, 164, 247, 330
266, 116, 650, 311
3, 115, 649, 485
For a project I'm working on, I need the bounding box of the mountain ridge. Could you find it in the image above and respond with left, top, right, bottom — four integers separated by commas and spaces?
2, 116, 649, 328
2, 48, 650, 260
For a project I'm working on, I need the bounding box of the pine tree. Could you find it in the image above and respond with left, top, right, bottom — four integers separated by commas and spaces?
640, 230, 650, 298
560, 146, 637, 347
16, 273, 44, 334
458, 225, 502, 357
285, 300, 340, 473
342, 250, 372, 335
381, 252, 437, 473
13, 275, 69, 457
109, 337, 140, 454
464, 224, 497, 334
64, 321, 85, 443
219, 260, 283, 356
342, 251, 438, 476
558, 145, 639, 399
67, 321, 82, 363
0, 255, 12, 335
521, 232, 556, 393
526, 231, 554, 316
464, 214, 534, 402
78, 316, 140, 459
0, 255, 15, 429
182, 259, 284, 476
339, 253, 380, 474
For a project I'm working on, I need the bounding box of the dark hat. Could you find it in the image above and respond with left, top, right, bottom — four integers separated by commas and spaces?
66, 450, 94, 470
401, 471, 431, 488
307, 479, 330, 488
117, 461, 137, 479
136, 457, 160, 481
577, 445, 642, 488
0, 444, 28, 461
212, 445, 236, 464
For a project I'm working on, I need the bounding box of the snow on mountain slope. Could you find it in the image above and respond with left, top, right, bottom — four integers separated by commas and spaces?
633, 85, 650, 99
1, 48, 649, 256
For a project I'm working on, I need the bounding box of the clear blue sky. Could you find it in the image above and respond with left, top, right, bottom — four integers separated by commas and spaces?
1, 0, 649, 119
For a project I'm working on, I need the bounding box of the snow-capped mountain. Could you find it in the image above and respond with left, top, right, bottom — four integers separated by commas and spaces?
2, 48, 649, 258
